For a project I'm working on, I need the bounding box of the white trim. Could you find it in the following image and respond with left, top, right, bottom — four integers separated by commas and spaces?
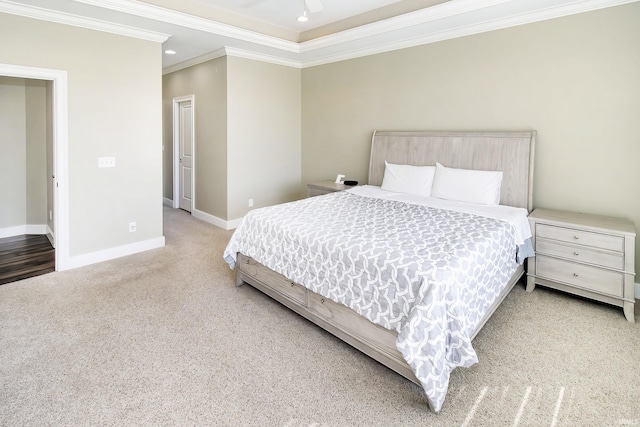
298, 0, 510, 53
636, 282, 640, 299
223, 47, 301, 69
51, 67, 69, 271
158, 0, 640, 71
46, 224, 55, 248
72, 0, 297, 52
192, 208, 242, 231
2, 0, 637, 70
163, 47, 301, 75
172, 95, 195, 211
0, 226, 27, 239
3, 0, 637, 70
0, 63, 69, 272
192, 209, 226, 229
171, 96, 179, 209
0, 224, 45, 238
163, 197, 173, 207
226, 217, 243, 230
65, 236, 166, 270
25, 224, 47, 234
0, 0, 169, 43
163, 48, 228, 75
298, 0, 640, 68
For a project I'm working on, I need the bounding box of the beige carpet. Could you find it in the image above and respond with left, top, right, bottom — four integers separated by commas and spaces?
1, 207, 639, 426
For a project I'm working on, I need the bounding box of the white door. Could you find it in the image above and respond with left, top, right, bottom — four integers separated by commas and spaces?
178, 101, 193, 212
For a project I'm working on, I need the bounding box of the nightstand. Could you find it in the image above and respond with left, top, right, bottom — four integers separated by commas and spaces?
527, 208, 636, 322
307, 180, 350, 197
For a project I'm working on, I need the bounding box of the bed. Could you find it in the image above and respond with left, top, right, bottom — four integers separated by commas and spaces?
223, 130, 536, 412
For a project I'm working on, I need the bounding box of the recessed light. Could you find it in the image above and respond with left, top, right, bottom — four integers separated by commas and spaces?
164, 50, 176, 55
297, 10, 308, 22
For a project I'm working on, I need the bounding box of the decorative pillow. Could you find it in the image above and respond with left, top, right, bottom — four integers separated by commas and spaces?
431, 162, 503, 205
381, 161, 436, 197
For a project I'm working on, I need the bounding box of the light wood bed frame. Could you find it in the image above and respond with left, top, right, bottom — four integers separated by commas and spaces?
235, 130, 536, 391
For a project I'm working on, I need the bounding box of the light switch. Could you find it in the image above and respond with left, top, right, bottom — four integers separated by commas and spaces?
98, 157, 116, 168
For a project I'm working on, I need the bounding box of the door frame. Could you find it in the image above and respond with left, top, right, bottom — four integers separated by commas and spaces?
172, 95, 195, 211
0, 63, 69, 271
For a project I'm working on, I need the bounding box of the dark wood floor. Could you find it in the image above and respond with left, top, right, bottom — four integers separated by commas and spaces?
0, 234, 55, 285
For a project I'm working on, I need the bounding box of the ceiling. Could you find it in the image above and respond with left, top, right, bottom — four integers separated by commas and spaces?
0, 0, 637, 72
187, 0, 409, 33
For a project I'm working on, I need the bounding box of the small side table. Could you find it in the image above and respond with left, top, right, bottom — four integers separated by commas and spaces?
527, 208, 636, 322
307, 180, 351, 197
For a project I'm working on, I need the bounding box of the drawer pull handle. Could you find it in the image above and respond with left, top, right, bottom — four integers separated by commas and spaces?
290, 282, 295, 287
573, 236, 579, 240
320, 298, 325, 304
573, 273, 579, 277
573, 252, 579, 256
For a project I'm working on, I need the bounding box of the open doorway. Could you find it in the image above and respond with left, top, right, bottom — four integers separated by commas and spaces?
0, 76, 54, 284
0, 63, 69, 274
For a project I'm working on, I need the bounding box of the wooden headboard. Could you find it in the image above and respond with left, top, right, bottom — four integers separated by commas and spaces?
368, 131, 536, 212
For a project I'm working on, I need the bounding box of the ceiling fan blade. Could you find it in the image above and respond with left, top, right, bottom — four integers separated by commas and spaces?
304, 0, 323, 13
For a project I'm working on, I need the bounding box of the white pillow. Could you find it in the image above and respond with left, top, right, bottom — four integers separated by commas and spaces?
431, 162, 503, 205
381, 161, 436, 197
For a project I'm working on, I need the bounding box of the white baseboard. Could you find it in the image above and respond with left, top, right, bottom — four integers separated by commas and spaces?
26, 224, 47, 234
192, 208, 242, 230
163, 197, 174, 207
46, 224, 55, 248
226, 217, 243, 230
63, 236, 166, 271
0, 225, 26, 238
0, 224, 47, 238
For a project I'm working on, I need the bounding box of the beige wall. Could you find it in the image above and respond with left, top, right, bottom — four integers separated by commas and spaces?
0, 12, 163, 257
226, 56, 301, 220
162, 57, 228, 219
302, 3, 640, 274
0, 77, 48, 231
25, 79, 48, 226
0, 77, 27, 229
162, 55, 301, 223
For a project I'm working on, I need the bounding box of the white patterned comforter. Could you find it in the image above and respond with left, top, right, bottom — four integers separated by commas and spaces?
223, 187, 530, 412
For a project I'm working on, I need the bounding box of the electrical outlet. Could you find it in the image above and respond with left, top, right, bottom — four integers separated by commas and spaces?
98, 156, 116, 168
248, 198, 254, 207
129, 222, 136, 232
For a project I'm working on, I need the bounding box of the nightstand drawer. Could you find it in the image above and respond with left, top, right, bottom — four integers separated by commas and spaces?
536, 224, 624, 252
308, 187, 333, 197
536, 239, 624, 270
536, 255, 623, 297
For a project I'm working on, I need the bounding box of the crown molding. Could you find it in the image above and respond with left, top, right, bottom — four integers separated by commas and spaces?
298, 0, 640, 68
162, 48, 227, 75
298, 0, 510, 53
162, 47, 302, 75
0, 0, 169, 42
82, 0, 640, 70
2, 0, 637, 70
223, 47, 302, 69
73, 0, 300, 53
